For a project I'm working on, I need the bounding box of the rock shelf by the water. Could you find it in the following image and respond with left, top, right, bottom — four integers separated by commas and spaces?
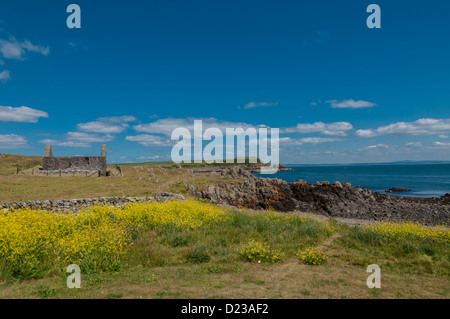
185, 166, 450, 226
385, 187, 412, 193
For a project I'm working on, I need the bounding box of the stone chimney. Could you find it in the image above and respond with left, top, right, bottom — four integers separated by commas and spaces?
44, 144, 53, 157
101, 144, 107, 158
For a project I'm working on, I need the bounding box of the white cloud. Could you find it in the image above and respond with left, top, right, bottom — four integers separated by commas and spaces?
96, 115, 137, 123
439, 135, 448, 139
298, 137, 343, 144
66, 132, 114, 143
356, 118, 450, 138
39, 140, 86, 148
355, 129, 377, 138
327, 99, 376, 109
77, 115, 137, 133
134, 118, 193, 136
134, 118, 268, 137
242, 101, 278, 109
0, 41, 22, 59
20, 40, 50, 56
137, 155, 161, 160
434, 141, 450, 147
0, 33, 49, 84
0, 134, 28, 149
77, 122, 128, 134
281, 121, 353, 136
0, 70, 10, 83
405, 142, 422, 147
0, 37, 49, 60
126, 134, 169, 147
0, 106, 48, 123
363, 144, 390, 150
259, 136, 342, 147
39, 132, 114, 148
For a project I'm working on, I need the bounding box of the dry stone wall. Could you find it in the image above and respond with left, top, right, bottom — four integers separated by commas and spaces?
1, 192, 186, 213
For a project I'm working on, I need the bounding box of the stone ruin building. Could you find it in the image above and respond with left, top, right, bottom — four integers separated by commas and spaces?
41, 144, 107, 175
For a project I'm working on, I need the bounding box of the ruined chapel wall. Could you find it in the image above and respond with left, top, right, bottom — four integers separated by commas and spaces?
43, 156, 107, 172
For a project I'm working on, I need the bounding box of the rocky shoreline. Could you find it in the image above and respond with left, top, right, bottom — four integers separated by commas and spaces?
3, 165, 448, 226
185, 166, 450, 226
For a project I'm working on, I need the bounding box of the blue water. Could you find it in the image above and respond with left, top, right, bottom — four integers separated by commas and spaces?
253, 164, 450, 198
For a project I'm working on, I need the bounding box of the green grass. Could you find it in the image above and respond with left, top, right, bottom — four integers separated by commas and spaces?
0, 206, 448, 299
0, 154, 239, 202
0, 154, 448, 299
118, 157, 263, 169
336, 225, 450, 276
35, 284, 56, 298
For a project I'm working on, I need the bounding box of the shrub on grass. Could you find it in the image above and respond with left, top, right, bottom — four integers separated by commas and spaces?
240, 240, 283, 264
297, 247, 327, 265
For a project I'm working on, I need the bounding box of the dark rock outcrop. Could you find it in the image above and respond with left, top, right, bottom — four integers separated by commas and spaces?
186, 167, 450, 226
385, 187, 412, 193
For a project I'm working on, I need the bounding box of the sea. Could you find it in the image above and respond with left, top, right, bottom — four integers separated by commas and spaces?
253, 163, 450, 198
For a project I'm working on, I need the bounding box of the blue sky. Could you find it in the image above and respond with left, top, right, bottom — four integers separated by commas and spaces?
0, 0, 449, 164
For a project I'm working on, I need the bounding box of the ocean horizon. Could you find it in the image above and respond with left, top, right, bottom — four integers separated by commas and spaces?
253, 163, 450, 198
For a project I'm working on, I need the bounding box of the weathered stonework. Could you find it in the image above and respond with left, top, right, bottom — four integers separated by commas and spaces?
44, 144, 53, 157
0, 192, 186, 213
41, 144, 107, 175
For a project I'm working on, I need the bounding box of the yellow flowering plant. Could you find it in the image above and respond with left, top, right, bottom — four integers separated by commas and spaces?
0, 200, 227, 279
297, 247, 327, 265
240, 240, 283, 264
363, 222, 449, 244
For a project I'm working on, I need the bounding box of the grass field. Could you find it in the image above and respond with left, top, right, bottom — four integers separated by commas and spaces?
0, 153, 449, 299
0, 200, 448, 299
0, 154, 230, 203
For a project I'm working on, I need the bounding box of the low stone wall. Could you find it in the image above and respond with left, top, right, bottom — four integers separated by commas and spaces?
38, 169, 103, 175
1, 192, 186, 213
